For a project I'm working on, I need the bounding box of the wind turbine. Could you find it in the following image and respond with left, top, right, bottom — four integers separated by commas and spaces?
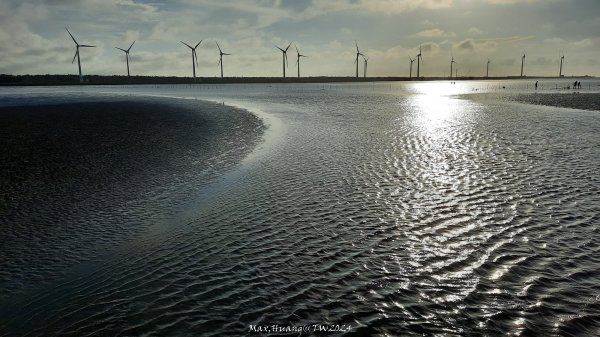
409, 56, 415, 79
354, 41, 364, 78
66, 27, 96, 83
450, 55, 456, 79
294, 44, 307, 78
276, 42, 292, 78
520, 52, 526, 77
181, 40, 202, 82
486, 59, 490, 78
216, 41, 231, 78
416, 45, 423, 79
559, 53, 564, 77
363, 55, 369, 78
115, 40, 135, 77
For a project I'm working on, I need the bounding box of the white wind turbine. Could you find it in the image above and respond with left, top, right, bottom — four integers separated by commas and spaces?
216, 41, 231, 78
275, 42, 292, 78
181, 40, 202, 81
115, 40, 135, 77
66, 27, 96, 83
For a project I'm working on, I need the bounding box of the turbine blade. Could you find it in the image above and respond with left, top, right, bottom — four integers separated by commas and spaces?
195, 40, 202, 49
294, 43, 298, 54
128, 40, 135, 52
80, 45, 95, 48
276, 45, 284, 52
194, 50, 198, 67
285, 42, 292, 52
65, 27, 78, 45
216, 41, 222, 53
72, 50, 78, 64
355, 40, 359, 53
116, 47, 127, 52
223, 53, 231, 56
181, 41, 193, 49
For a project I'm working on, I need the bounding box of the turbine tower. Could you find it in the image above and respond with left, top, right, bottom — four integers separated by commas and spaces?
354, 41, 364, 78
363, 55, 369, 78
520, 52, 526, 77
66, 27, 96, 83
276, 42, 292, 78
294, 44, 307, 78
216, 41, 231, 78
450, 55, 456, 79
416, 45, 423, 79
486, 59, 490, 78
115, 40, 135, 77
409, 56, 415, 79
559, 54, 564, 77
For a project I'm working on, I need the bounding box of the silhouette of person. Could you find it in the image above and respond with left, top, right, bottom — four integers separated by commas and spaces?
574, 81, 578, 89
578, 81, 582, 89
535, 81, 538, 90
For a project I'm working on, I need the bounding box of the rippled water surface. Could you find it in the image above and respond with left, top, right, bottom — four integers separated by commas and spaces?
1, 80, 600, 336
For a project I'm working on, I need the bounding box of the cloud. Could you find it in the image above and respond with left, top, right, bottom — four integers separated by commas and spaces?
420, 20, 437, 26
452, 39, 498, 53
498, 58, 516, 66
480, 35, 536, 43
467, 27, 483, 36
308, 0, 453, 15
531, 57, 553, 66
544, 37, 597, 49
456, 39, 474, 51
0, 0, 599, 77
414, 28, 455, 38
420, 42, 440, 54
544, 37, 566, 44
571, 38, 595, 48
357, 0, 454, 13
485, 0, 540, 4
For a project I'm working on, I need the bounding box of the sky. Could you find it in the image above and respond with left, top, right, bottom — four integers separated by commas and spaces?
0, 0, 598, 78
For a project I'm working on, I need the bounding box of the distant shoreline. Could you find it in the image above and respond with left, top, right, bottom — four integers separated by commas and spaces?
0, 74, 596, 86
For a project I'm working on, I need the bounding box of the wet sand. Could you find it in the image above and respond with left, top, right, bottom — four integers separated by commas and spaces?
0, 96, 264, 299
511, 92, 600, 111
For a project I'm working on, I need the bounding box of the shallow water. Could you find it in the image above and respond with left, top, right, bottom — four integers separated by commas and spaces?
1, 80, 600, 336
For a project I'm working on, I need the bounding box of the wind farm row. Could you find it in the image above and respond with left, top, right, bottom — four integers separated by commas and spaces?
65, 27, 574, 83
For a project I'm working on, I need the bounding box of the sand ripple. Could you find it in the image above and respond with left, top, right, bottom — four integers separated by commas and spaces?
1, 84, 599, 336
